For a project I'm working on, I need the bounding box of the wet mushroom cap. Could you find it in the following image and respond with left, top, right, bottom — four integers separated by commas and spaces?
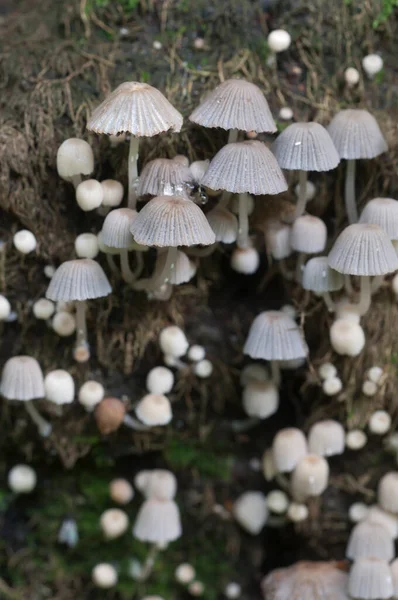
0, 356, 44, 401
101, 208, 138, 249
46, 259, 112, 302
327, 109, 388, 159
137, 158, 193, 197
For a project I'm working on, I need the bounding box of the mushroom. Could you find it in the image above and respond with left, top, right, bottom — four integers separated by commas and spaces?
271, 122, 340, 219
290, 215, 327, 283
13, 230, 37, 254
78, 380, 105, 412
307, 420, 345, 457
87, 82, 183, 208
135, 393, 172, 427
206, 207, 238, 244
56, 138, 94, 189
347, 520, 394, 562
92, 564, 118, 589
378, 472, 398, 513
153, 249, 196, 286
302, 256, 343, 311
242, 380, 279, 420
75, 179, 103, 211
291, 455, 329, 501
46, 258, 112, 360
101, 208, 139, 284
100, 508, 129, 539
75, 233, 99, 259
232, 491, 268, 535
263, 562, 349, 600
100, 179, 124, 208
8, 464, 37, 494
109, 478, 134, 505
137, 157, 193, 198
349, 559, 393, 600
146, 366, 174, 395
327, 109, 388, 223
44, 369, 75, 408
272, 428, 308, 473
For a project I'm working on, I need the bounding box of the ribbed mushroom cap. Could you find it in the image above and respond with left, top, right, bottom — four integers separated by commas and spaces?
46, 259, 112, 302
328, 223, 398, 276
302, 257, 344, 293
201, 141, 288, 195
378, 472, 398, 513
290, 215, 327, 254
155, 249, 195, 285
359, 198, 398, 241
189, 79, 276, 133
366, 506, 398, 540
391, 558, 398, 597
291, 454, 329, 500
308, 419, 345, 457
87, 81, 183, 136
137, 158, 193, 197
244, 310, 307, 361
101, 208, 137, 249
262, 561, 350, 600
348, 558, 393, 600
327, 109, 388, 159
271, 122, 340, 171
133, 497, 182, 545
207, 207, 238, 244
1, 356, 44, 401
272, 428, 308, 473
346, 520, 394, 561
130, 195, 215, 247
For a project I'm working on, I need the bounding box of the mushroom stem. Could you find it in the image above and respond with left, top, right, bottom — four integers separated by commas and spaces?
136, 544, 161, 582
345, 159, 358, 224
120, 248, 135, 284
322, 291, 336, 312
294, 170, 308, 219
106, 254, 120, 278
185, 243, 218, 257
295, 252, 306, 283
237, 193, 250, 249
271, 361, 281, 387
75, 301, 88, 348
133, 251, 144, 280
134, 246, 178, 292
358, 275, 371, 315
123, 414, 150, 431
278, 258, 294, 280
128, 135, 140, 209
344, 274, 355, 298
25, 401, 52, 437
70, 174, 82, 189
371, 275, 384, 294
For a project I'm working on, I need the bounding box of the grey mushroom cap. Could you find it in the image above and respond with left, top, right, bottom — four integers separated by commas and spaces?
271, 122, 340, 172
327, 109, 388, 160
359, 198, 398, 241
244, 310, 307, 361
189, 78, 276, 133
302, 257, 344, 293
290, 215, 327, 254
154, 250, 195, 285
46, 259, 112, 302
1, 356, 45, 401
348, 558, 393, 600
201, 141, 288, 195
207, 207, 238, 244
87, 81, 183, 137
328, 223, 398, 276
137, 158, 193, 197
102, 208, 137, 248
130, 195, 216, 247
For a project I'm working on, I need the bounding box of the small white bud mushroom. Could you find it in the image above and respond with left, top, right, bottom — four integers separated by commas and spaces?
362, 380, 378, 397
100, 508, 129, 539
294, 180, 316, 202
346, 429, 367, 450
267, 29, 291, 53
187, 345, 206, 362
240, 363, 269, 387
56, 301, 74, 313
0, 295, 11, 320
291, 455, 329, 501
230, 247, 260, 274
159, 326, 189, 358
56, 138, 94, 184
153, 40, 162, 50
146, 366, 174, 395
335, 298, 361, 323
278, 107, 293, 121
109, 478, 134, 505
44, 265, 56, 279
193, 37, 205, 49
78, 380, 105, 411
280, 304, 297, 320
369, 410, 391, 435
175, 563, 196, 584
367, 366, 384, 385
13, 230, 37, 254
101, 180, 124, 207
52, 311, 76, 336
135, 393, 172, 426
188, 581, 205, 597
243, 380, 279, 419
349, 502, 369, 523
318, 362, 337, 380
344, 67, 360, 87
33, 298, 55, 320
75, 233, 99, 259
92, 563, 118, 588
362, 54, 383, 78
76, 179, 104, 211
267, 490, 289, 514
322, 376, 343, 396
44, 370, 75, 405
194, 359, 213, 378
233, 491, 268, 535
330, 319, 365, 357
287, 502, 309, 522
224, 582, 242, 599
8, 464, 37, 494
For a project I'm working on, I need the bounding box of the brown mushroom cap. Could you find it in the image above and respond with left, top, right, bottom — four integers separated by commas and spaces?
95, 397, 126, 434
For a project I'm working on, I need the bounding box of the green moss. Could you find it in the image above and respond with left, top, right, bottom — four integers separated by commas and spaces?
165, 436, 232, 481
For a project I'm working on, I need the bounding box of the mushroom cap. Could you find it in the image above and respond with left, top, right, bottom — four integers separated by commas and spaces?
359, 198, 398, 241
302, 256, 344, 293
135, 393, 172, 426
348, 558, 393, 600
346, 520, 394, 561
56, 138, 94, 178
232, 491, 268, 535
201, 141, 288, 195
101, 208, 137, 249
290, 215, 327, 254
378, 472, 398, 513
272, 122, 340, 171
291, 455, 329, 500
189, 78, 276, 133
242, 380, 279, 419
328, 223, 398, 276
1, 356, 44, 401
154, 249, 195, 284
130, 195, 215, 247
244, 310, 307, 361
272, 428, 308, 473
87, 81, 183, 136
133, 497, 182, 545
327, 109, 388, 159
94, 397, 126, 434
265, 220, 292, 260
146, 469, 177, 500
308, 419, 345, 457
207, 207, 238, 244
137, 158, 193, 197
46, 259, 112, 302
44, 369, 75, 405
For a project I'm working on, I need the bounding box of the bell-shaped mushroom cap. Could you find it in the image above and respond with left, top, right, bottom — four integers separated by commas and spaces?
87, 81, 183, 136
242, 380, 279, 419
56, 138, 94, 179
135, 393, 172, 427
137, 158, 193, 197
291, 454, 329, 500
359, 198, 398, 241
348, 558, 393, 600
262, 561, 350, 600
265, 221, 292, 260
201, 141, 288, 195
101, 208, 137, 249
189, 79, 276, 133
154, 250, 195, 285
290, 215, 327, 254
207, 207, 238, 244
366, 506, 398, 540
146, 470, 177, 501
308, 419, 345, 457
133, 497, 182, 545
378, 471, 398, 513
232, 491, 268, 535
346, 520, 394, 561
46, 259, 112, 302
391, 559, 398, 596
130, 195, 215, 247
271, 122, 340, 171
1, 356, 44, 401
95, 397, 126, 435
243, 310, 307, 361
302, 257, 344, 293
328, 223, 398, 276
327, 109, 388, 159
272, 428, 308, 473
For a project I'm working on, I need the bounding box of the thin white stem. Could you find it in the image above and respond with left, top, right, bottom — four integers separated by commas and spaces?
25, 401, 52, 437
123, 414, 149, 431
358, 275, 371, 315
217, 191, 232, 209
345, 159, 358, 224
344, 274, 355, 298
75, 301, 87, 348
106, 254, 120, 277
279, 258, 294, 280
294, 170, 308, 219
120, 248, 135, 284
322, 291, 336, 312
237, 193, 250, 249
133, 246, 177, 292
132, 251, 144, 279
271, 361, 281, 387
295, 252, 306, 284
136, 544, 161, 582
128, 135, 140, 209
371, 274, 384, 294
